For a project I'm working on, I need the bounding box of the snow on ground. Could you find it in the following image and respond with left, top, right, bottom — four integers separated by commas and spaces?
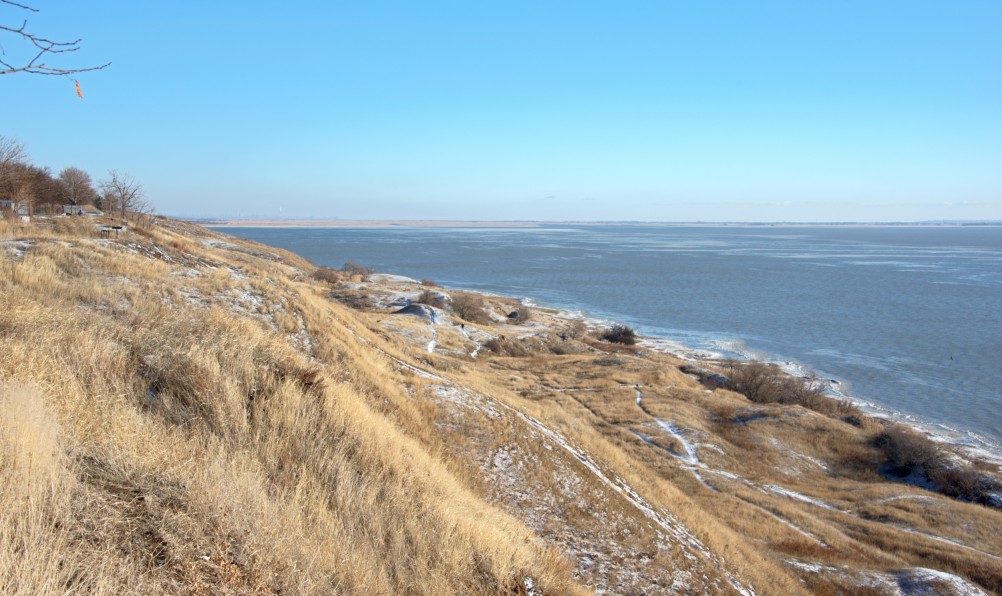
653, 419, 712, 489
200, 239, 239, 250
896, 568, 990, 596
786, 560, 990, 595
369, 273, 418, 284
430, 384, 500, 417
895, 526, 1002, 562
502, 406, 755, 595
633, 390, 837, 545
169, 266, 201, 278
426, 321, 438, 353
762, 484, 839, 511
459, 325, 482, 358
1, 239, 33, 260
769, 437, 831, 476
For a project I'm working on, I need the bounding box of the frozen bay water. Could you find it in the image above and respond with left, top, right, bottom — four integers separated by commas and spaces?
220, 224, 1002, 450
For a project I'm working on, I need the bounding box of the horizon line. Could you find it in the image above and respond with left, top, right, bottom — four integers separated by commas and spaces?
184, 217, 1002, 228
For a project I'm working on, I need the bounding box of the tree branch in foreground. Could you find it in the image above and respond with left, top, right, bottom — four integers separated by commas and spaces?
0, 0, 110, 77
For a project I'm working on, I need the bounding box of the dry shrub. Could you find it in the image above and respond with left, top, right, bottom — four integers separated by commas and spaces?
420, 279, 440, 287
560, 320, 587, 340
483, 337, 529, 357
874, 424, 1001, 505
450, 292, 490, 324
507, 307, 533, 324
414, 289, 446, 308
312, 266, 342, 284
929, 465, 1001, 504
588, 340, 639, 355
722, 361, 861, 421
330, 287, 374, 310
342, 261, 373, 279
873, 424, 941, 473
601, 324, 636, 345
546, 336, 587, 355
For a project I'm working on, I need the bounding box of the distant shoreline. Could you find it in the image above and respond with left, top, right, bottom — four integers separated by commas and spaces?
197, 218, 1002, 229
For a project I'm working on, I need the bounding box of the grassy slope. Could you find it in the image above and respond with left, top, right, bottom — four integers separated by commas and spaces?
0, 217, 579, 595
1, 216, 1000, 595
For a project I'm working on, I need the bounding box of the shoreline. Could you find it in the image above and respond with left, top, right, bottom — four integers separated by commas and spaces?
200, 219, 1002, 229
212, 222, 1002, 466
474, 285, 1002, 465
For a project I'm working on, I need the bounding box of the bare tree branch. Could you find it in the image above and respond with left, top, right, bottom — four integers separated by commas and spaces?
1, 1, 37, 12
101, 170, 147, 221
0, 134, 27, 186
0, 0, 110, 77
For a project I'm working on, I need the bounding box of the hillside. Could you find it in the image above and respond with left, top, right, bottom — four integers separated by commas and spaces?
2, 215, 1000, 595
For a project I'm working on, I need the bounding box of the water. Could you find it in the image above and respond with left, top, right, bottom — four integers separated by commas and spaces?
219, 224, 1002, 450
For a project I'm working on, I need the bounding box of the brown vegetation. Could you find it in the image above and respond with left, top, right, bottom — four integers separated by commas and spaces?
483, 336, 530, 357
341, 261, 373, 279
414, 288, 447, 308
2, 215, 1001, 595
311, 265, 342, 284
507, 307, 533, 324
875, 424, 1001, 504
721, 360, 861, 421
600, 324, 637, 345
449, 291, 490, 324
0, 218, 579, 594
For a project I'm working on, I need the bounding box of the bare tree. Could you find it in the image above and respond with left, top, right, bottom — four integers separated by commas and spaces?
100, 170, 147, 220
2, 162, 58, 217
0, 135, 27, 217
1, 0, 110, 79
58, 166, 95, 205
0, 134, 26, 184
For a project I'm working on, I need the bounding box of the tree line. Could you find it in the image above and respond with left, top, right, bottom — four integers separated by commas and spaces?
0, 134, 148, 220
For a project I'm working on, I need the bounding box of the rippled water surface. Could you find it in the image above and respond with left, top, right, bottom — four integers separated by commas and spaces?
221, 225, 1002, 446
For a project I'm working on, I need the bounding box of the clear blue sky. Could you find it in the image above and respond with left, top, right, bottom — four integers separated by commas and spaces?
3, 1, 1000, 221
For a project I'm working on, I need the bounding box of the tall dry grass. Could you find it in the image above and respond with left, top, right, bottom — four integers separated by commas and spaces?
0, 225, 581, 594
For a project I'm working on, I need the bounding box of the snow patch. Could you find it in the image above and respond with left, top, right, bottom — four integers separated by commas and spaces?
369, 273, 418, 283
2, 240, 33, 260
897, 567, 989, 595
763, 485, 838, 511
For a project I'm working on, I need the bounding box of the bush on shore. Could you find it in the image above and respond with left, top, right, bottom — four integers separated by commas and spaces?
874, 424, 1001, 506
341, 261, 372, 280
312, 266, 343, 284
721, 361, 861, 421
449, 292, 490, 324
601, 324, 637, 345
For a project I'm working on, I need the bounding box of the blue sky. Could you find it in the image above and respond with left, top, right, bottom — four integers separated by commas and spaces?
3, 1, 1000, 221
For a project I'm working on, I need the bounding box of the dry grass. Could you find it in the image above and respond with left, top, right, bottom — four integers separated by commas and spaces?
4, 217, 1001, 595
0, 224, 581, 595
